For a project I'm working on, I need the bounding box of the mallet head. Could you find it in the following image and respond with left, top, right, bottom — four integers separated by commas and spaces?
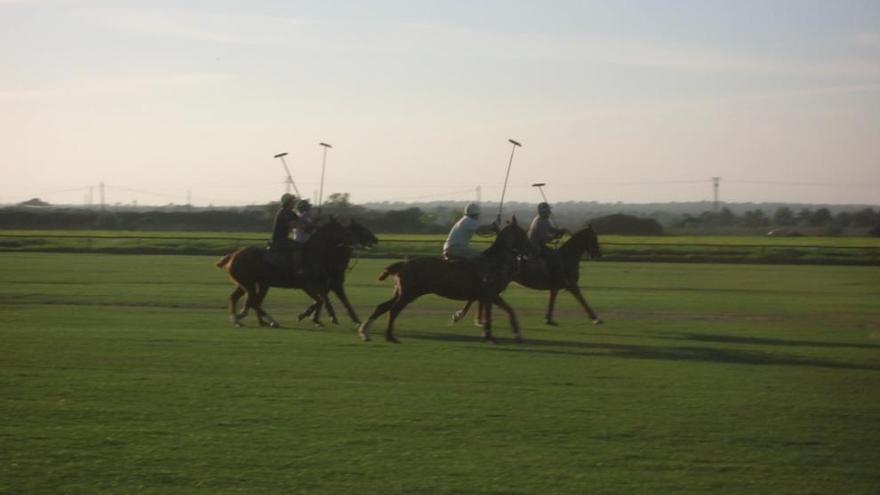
319, 143, 332, 148
531, 183, 546, 188
508, 139, 522, 147
274, 152, 288, 159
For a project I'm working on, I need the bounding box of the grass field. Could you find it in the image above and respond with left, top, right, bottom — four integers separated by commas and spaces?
2, 253, 879, 494
2, 229, 880, 265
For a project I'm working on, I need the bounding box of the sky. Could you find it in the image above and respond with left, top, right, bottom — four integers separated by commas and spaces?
2, 0, 879, 207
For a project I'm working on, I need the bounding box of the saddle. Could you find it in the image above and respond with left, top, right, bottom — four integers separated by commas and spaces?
263, 248, 291, 272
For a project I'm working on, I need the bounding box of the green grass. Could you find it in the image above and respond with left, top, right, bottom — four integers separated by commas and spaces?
1, 253, 879, 494
2, 230, 880, 264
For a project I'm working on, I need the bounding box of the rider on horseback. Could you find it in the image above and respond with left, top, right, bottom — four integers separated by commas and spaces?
271, 193, 304, 278
443, 203, 498, 283
528, 202, 568, 285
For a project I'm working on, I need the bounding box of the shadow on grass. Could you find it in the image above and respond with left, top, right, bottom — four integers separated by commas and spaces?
672, 333, 880, 350
406, 331, 880, 371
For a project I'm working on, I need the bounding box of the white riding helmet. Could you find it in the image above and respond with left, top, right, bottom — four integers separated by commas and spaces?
464, 203, 481, 216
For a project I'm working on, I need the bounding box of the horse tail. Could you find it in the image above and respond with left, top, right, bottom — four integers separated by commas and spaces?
216, 253, 233, 268
378, 261, 406, 281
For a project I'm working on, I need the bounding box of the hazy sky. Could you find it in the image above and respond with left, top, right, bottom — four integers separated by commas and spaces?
2, 0, 879, 206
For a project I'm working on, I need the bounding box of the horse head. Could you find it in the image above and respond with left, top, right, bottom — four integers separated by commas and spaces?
581, 224, 602, 259
346, 218, 379, 248
310, 216, 358, 248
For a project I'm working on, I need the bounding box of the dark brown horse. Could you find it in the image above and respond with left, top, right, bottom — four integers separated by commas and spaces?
216, 217, 356, 328
358, 218, 534, 344
453, 225, 602, 326
295, 218, 378, 325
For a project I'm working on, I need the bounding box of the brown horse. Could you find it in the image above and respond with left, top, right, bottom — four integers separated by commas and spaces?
453, 225, 603, 326
216, 217, 356, 328
358, 218, 534, 344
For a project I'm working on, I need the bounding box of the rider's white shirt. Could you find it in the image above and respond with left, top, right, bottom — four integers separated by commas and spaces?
443, 216, 479, 251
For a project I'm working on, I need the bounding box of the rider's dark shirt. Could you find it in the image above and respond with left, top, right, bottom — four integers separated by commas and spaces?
272, 208, 298, 245
528, 215, 564, 248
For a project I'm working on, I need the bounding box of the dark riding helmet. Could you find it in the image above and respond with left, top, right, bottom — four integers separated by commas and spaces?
538, 202, 552, 214
280, 193, 296, 207
296, 199, 311, 211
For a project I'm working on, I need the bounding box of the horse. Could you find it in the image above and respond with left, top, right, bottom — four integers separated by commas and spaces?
215, 217, 357, 328
357, 218, 534, 344
453, 224, 603, 326
295, 218, 379, 325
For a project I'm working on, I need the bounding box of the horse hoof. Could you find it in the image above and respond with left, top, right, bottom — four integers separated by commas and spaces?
545, 320, 559, 327
593, 319, 603, 325
385, 336, 401, 344
297, 313, 308, 322
269, 321, 280, 328
473, 320, 486, 328
452, 311, 464, 323
331, 318, 340, 325
358, 320, 373, 341
483, 336, 497, 345
313, 321, 324, 329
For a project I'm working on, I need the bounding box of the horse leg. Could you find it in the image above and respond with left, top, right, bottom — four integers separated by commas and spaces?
545, 289, 560, 326
236, 282, 265, 327
569, 285, 602, 324
249, 284, 273, 328
297, 302, 318, 322
480, 299, 496, 344
334, 286, 361, 325
302, 287, 327, 328
385, 294, 416, 344
323, 294, 339, 325
358, 290, 399, 341
491, 294, 522, 343
254, 285, 280, 328
228, 286, 246, 327
452, 300, 474, 324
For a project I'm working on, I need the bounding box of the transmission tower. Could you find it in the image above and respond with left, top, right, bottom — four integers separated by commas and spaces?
712, 177, 721, 211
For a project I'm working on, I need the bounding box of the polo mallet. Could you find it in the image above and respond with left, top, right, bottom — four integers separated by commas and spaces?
532, 182, 549, 203
317, 142, 332, 218
274, 152, 301, 197
497, 138, 522, 223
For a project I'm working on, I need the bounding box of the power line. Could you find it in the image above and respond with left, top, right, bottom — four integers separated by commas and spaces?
727, 179, 880, 188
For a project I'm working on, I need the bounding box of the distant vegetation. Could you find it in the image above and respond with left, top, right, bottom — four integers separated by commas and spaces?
588, 214, 664, 235
2, 196, 879, 237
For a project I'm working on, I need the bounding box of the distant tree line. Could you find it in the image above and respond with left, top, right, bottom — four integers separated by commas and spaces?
2, 196, 879, 236
0, 195, 449, 235
672, 206, 880, 235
